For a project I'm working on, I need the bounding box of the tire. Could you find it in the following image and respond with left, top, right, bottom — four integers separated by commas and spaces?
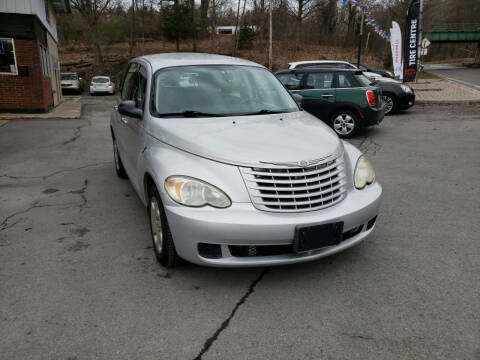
148, 185, 182, 268
113, 138, 127, 179
330, 110, 360, 138
383, 93, 397, 115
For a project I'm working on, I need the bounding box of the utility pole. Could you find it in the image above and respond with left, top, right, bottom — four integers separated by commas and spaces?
268, 0, 272, 70
356, 11, 364, 67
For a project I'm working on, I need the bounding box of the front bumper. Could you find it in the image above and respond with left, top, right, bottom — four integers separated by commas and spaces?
398, 92, 415, 110
164, 182, 382, 267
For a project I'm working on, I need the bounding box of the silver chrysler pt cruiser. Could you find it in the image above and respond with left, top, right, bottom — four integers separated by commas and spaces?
110, 53, 382, 267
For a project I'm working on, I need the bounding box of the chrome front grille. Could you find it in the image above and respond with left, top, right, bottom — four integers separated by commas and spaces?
240, 157, 347, 212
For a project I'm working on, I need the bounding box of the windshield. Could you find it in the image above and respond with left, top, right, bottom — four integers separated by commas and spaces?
152, 65, 298, 117
355, 73, 374, 87
93, 77, 109, 83
61, 74, 77, 80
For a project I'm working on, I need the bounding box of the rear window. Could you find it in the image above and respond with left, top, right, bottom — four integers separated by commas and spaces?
355, 73, 373, 87
93, 77, 109, 83
61, 73, 77, 80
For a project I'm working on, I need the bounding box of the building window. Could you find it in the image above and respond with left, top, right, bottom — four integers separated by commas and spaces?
0, 38, 18, 75
39, 44, 51, 77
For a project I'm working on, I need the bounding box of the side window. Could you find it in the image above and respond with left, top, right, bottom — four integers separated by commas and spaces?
305, 72, 334, 89
276, 73, 304, 90
134, 66, 148, 109
121, 63, 139, 100
337, 73, 354, 88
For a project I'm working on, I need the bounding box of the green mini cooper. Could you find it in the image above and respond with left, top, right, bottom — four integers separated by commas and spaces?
276, 68, 384, 138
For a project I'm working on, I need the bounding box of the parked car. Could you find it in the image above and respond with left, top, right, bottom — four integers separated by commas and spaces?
351, 63, 394, 79
111, 53, 382, 268
90, 76, 115, 95
374, 78, 415, 115
276, 68, 384, 138
288, 60, 382, 80
60, 72, 83, 93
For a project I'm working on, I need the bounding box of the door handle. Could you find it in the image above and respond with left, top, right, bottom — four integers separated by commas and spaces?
322, 94, 333, 98
121, 117, 128, 124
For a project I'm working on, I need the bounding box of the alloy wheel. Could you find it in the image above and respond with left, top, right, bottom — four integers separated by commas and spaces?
150, 197, 163, 255
383, 95, 394, 114
333, 114, 355, 136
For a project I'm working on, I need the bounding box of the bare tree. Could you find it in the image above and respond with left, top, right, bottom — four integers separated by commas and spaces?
129, 0, 135, 56
232, 0, 242, 55
70, 0, 113, 67
290, 0, 316, 46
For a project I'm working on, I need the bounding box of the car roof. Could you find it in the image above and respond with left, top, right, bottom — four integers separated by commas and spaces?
92, 76, 110, 78
276, 68, 361, 74
134, 53, 264, 70
288, 60, 352, 67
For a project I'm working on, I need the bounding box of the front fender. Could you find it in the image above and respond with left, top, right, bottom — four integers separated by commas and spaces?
139, 139, 252, 207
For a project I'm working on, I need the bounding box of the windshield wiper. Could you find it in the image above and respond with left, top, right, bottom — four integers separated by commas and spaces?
242, 109, 286, 116
156, 110, 224, 118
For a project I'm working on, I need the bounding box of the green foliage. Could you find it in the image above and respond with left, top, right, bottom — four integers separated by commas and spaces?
159, 3, 196, 43
238, 26, 256, 50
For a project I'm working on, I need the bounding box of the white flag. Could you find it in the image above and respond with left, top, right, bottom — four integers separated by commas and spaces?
390, 21, 403, 79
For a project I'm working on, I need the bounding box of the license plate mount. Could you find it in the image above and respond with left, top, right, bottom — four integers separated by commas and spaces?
293, 222, 344, 253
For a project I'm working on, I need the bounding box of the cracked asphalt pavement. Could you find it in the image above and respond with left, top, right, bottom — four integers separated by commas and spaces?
1, 96, 479, 359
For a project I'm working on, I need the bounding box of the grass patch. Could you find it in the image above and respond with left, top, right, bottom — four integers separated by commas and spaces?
417, 71, 439, 79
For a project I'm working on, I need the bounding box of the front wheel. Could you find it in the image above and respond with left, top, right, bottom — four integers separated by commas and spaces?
148, 185, 182, 268
383, 94, 397, 115
330, 110, 360, 138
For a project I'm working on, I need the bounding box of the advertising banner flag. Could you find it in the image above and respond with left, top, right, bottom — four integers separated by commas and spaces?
403, 0, 422, 82
390, 21, 403, 79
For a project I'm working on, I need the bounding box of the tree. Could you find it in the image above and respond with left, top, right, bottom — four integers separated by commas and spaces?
291, 0, 316, 46
129, 0, 135, 56
160, 2, 196, 51
70, 0, 113, 67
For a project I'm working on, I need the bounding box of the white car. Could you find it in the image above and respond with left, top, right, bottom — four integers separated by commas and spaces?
90, 76, 115, 95
287, 61, 383, 81
61, 72, 83, 93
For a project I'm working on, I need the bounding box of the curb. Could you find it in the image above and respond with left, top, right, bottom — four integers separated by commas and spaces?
416, 99, 480, 105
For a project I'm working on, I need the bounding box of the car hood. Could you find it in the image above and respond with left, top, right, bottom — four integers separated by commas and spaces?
147, 111, 343, 167
377, 77, 401, 84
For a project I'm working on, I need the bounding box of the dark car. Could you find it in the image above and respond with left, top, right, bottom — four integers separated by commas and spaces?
276, 68, 384, 138
352, 63, 394, 79
374, 78, 415, 115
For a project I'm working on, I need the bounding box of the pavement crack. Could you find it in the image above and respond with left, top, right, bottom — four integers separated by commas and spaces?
0, 162, 109, 181
358, 135, 382, 157
193, 267, 269, 360
69, 179, 88, 212
62, 123, 87, 146
0, 201, 83, 231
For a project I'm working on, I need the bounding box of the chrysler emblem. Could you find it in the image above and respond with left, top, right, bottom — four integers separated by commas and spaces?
299, 160, 308, 167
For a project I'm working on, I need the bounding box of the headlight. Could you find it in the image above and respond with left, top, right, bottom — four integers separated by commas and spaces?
400, 84, 412, 93
164, 176, 231, 208
354, 156, 376, 189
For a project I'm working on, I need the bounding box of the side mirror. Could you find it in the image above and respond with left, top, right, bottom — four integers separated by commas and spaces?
118, 100, 143, 119
291, 93, 304, 110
